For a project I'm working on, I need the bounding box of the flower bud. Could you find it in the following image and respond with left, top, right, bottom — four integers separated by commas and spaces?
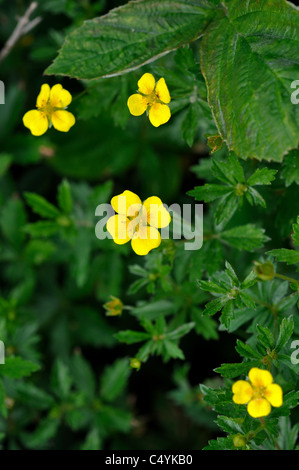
254, 261, 275, 281
233, 434, 246, 447
130, 358, 141, 371
103, 296, 123, 316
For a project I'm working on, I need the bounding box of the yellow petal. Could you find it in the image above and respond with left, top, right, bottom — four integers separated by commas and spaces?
138, 73, 155, 95
148, 103, 171, 127
232, 380, 253, 404
127, 94, 148, 116
247, 398, 271, 418
265, 384, 283, 408
51, 110, 75, 132
155, 77, 171, 104
143, 196, 171, 228
50, 84, 72, 108
106, 214, 130, 245
111, 190, 142, 216
36, 84, 51, 108
131, 226, 161, 256
23, 110, 49, 136
248, 368, 273, 388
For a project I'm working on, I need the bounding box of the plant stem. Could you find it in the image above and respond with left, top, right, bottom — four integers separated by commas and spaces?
274, 273, 299, 285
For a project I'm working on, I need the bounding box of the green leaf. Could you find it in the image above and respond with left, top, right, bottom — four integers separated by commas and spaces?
235, 340, 261, 360
267, 248, 299, 265
200, 0, 299, 162
216, 415, 243, 434
57, 179, 73, 214
46, 0, 216, 79
51, 360, 73, 400
181, 102, 201, 147
225, 261, 239, 285
0, 357, 40, 379
215, 361, 259, 378
220, 224, 269, 251
256, 324, 275, 350
203, 436, 235, 450
166, 322, 195, 340
247, 168, 277, 186
212, 153, 245, 184
281, 150, 299, 187
291, 216, 299, 246
0, 153, 12, 176
114, 330, 151, 345
198, 280, 227, 294
163, 340, 185, 360
24, 192, 60, 219
275, 316, 294, 352
215, 191, 239, 226
220, 299, 234, 328
188, 184, 233, 202
23, 221, 60, 237
0, 380, 7, 418
202, 296, 229, 316
100, 358, 130, 402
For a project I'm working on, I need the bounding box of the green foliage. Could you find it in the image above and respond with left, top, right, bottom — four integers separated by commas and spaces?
0, 0, 298, 452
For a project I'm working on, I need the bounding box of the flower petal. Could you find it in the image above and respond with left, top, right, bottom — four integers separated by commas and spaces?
248, 367, 273, 388
148, 103, 171, 127
247, 398, 271, 418
265, 384, 283, 408
50, 84, 72, 108
127, 94, 148, 116
51, 110, 75, 132
232, 380, 253, 404
106, 214, 130, 245
23, 110, 49, 136
138, 73, 155, 95
111, 190, 142, 216
36, 84, 51, 108
131, 226, 161, 256
155, 77, 171, 104
143, 196, 171, 228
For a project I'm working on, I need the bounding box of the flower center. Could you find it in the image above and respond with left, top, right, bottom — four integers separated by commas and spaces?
252, 385, 267, 400
127, 206, 148, 236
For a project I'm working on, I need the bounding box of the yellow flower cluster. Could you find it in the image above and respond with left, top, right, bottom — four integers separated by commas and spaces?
232, 367, 283, 418
106, 190, 171, 256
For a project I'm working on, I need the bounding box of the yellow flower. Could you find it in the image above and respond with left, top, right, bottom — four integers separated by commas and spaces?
23, 84, 75, 136
232, 367, 283, 418
106, 190, 171, 256
127, 73, 171, 127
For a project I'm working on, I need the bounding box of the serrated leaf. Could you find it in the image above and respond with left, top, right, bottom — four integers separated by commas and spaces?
256, 324, 275, 350
220, 224, 269, 251
267, 248, 299, 265
100, 358, 130, 402
247, 168, 277, 186
24, 192, 60, 219
0, 357, 40, 379
188, 184, 233, 202
215, 361, 259, 378
46, 0, 216, 79
220, 299, 234, 328
202, 295, 229, 316
57, 179, 73, 214
114, 330, 151, 344
275, 316, 294, 352
235, 340, 261, 360
281, 150, 299, 187
163, 340, 185, 360
200, 0, 299, 162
